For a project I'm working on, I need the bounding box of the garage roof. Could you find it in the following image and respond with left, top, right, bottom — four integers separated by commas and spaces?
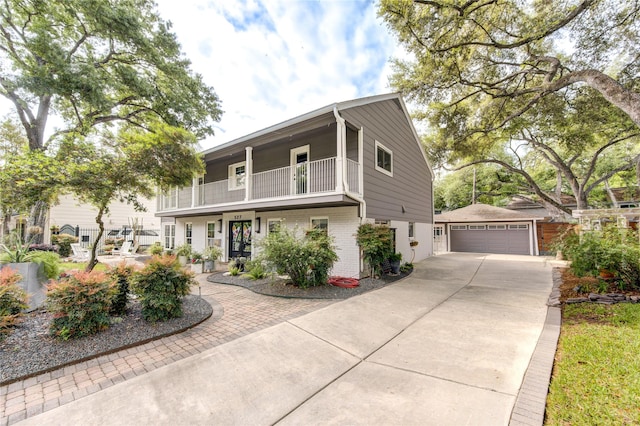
435, 203, 545, 223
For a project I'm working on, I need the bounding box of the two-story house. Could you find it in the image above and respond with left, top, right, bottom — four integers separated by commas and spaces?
156, 93, 434, 278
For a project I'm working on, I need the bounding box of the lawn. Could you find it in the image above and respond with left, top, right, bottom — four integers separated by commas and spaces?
59, 262, 108, 272
545, 303, 640, 425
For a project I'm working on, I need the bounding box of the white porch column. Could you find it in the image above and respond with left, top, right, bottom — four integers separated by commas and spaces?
191, 177, 197, 208
333, 107, 345, 193
245, 147, 253, 201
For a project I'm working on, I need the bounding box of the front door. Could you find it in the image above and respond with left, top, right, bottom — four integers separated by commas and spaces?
229, 220, 252, 259
290, 145, 309, 195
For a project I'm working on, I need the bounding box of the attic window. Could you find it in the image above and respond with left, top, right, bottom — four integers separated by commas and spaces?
375, 141, 393, 177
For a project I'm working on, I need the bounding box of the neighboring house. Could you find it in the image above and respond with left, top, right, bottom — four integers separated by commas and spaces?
156, 93, 434, 278
434, 203, 544, 255
2, 194, 160, 249
505, 196, 576, 254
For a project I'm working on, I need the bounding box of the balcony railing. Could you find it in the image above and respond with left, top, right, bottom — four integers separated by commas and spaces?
158, 156, 361, 211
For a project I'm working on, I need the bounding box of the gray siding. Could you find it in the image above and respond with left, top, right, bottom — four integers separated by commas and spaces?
341, 99, 433, 223
204, 125, 338, 180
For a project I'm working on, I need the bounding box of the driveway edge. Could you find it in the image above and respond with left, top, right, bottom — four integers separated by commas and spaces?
509, 305, 561, 426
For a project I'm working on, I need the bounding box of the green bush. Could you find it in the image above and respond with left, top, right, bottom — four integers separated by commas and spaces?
108, 262, 134, 315
51, 233, 78, 257
130, 255, 195, 322
27, 250, 61, 279
356, 223, 393, 277
242, 259, 267, 280
47, 270, 116, 340
559, 224, 640, 290
260, 227, 338, 288
149, 243, 164, 256
0, 267, 28, 336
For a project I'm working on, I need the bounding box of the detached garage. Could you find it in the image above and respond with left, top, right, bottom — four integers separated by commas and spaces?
434, 204, 544, 256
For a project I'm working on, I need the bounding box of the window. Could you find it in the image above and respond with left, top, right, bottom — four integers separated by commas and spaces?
451, 225, 467, 230
267, 219, 283, 234
509, 224, 529, 230
375, 141, 393, 176
310, 217, 328, 234
164, 224, 175, 249
207, 222, 216, 247
408, 222, 415, 238
228, 161, 246, 190
185, 223, 193, 245
488, 224, 507, 230
468, 225, 486, 230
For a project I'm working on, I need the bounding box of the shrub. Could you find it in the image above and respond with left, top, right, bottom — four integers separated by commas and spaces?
559, 224, 640, 290
108, 262, 134, 315
149, 243, 164, 256
130, 255, 195, 322
28, 243, 59, 253
27, 251, 61, 279
0, 267, 28, 336
242, 259, 267, 280
356, 223, 393, 277
51, 234, 78, 257
46, 270, 116, 340
260, 227, 338, 288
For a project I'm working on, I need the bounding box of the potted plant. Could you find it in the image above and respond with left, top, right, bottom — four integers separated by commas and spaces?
174, 244, 192, 266
203, 246, 223, 272
0, 229, 60, 311
389, 252, 402, 274
190, 251, 204, 274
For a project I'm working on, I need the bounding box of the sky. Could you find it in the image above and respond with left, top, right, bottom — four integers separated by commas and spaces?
152, 0, 404, 150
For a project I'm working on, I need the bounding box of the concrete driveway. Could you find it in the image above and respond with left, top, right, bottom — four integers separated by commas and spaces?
18, 253, 555, 426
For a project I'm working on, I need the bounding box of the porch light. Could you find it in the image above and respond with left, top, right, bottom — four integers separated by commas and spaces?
217, 219, 223, 233
256, 217, 261, 233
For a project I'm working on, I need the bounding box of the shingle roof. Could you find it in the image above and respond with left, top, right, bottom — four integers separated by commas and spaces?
435, 203, 545, 222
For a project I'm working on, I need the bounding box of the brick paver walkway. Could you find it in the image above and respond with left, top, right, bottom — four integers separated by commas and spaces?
1, 276, 336, 425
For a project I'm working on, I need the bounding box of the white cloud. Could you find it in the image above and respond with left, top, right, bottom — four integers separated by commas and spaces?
154, 0, 400, 149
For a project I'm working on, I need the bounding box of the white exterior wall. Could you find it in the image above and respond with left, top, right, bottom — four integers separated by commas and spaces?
254, 206, 361, 278
174, 206, 362, 278
45, 194, 158, 244
388, 220, 433, 265
48, 194, 158, 230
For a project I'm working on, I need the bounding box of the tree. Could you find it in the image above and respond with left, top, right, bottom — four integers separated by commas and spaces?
0, 0, 222, 240
379, 1, 640, 212
63, 122, 204, 271
0, 118, 29, 236
379, 0, 640, 131
433, 89, 640, 213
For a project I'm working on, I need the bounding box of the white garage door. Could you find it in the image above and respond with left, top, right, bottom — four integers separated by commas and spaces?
449, 223, 531, 255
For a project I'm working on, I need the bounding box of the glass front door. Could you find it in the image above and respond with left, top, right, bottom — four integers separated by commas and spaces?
229, 220, 252, 259
290, 146, 309, 195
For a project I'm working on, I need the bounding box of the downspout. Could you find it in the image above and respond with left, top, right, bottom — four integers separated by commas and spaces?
333, 106, 366, 219
532, 219, 540, 256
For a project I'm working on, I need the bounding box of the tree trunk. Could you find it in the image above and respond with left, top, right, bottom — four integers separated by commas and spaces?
25, 201, 48, 244
86, 207, 107, 272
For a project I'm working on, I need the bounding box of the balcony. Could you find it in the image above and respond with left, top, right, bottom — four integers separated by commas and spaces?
158, 157, 361, 213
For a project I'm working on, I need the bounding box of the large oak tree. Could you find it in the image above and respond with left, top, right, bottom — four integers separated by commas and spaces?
380, 0, 640, 212
0, 0, 222, 241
